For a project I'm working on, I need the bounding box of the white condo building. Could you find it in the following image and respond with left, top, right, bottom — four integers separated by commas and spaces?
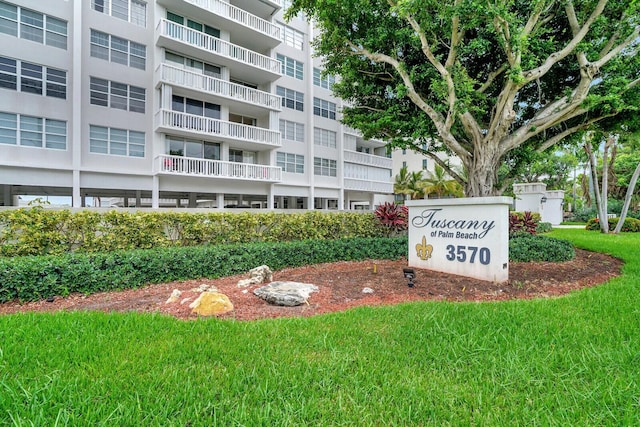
0, 0, 393, 209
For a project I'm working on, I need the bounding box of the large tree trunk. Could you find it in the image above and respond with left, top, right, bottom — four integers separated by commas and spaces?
613, 161, 640, 233
464, 146, 501, 197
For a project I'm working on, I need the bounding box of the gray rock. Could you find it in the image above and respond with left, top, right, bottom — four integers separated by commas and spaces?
237, 265, 273, 288
253, 281, 319, 306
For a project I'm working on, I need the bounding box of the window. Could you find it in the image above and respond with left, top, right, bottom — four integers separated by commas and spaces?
0, 2, 67, 48
20, 9, 43, 44
168, 137, 220, 160
0, 111, 66, 149
314, 157, 337, 177
165, 51, 221, 78
166, 11, 220, 38
0, 2, 17, 36
229, 113, 256, 126
0, 56, 66, 99
91, 30, 146, 70
277, 54, 303, 80
277, 22, 304, 50
90, 125, 145, 157
229, 149, 256, 164
277, 152, 304, 173
314, 127, 336, 148
91, 0, 147, 28
313, 68, 335, 90
171, 96, 220, 118
277, 86, 304, 111
46, 68, 66, 99
20, 62, 42, 94
280, 119, 304, 142
313, 97, 336, 119
90, 77, 145, 113
0, 56, 16, 90
422, 159, 428, 170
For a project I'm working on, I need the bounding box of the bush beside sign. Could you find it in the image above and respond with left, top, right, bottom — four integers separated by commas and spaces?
405, 197, 513, 283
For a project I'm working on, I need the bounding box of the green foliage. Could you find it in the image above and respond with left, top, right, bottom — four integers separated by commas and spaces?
0, 209, 386, 257
0, 237, 407, 303
509, 234, 575, 262
509, 211, 541, 236
536, 222, 553, 233
2, 230, 640, 425
585, 217, 640, 232
287, 0, 640, 196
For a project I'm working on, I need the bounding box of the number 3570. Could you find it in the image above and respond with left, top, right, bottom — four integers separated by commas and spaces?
445, 245, 490, 265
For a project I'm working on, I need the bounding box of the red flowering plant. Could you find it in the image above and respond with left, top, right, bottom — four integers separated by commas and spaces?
509, 211, 539, 237
374, 202, 409, 237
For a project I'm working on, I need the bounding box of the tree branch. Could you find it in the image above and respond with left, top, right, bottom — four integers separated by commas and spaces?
477, 63, 508, 93
522, 0, 609, 85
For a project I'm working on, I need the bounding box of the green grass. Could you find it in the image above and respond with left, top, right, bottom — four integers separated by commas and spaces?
1, 229, 639, 426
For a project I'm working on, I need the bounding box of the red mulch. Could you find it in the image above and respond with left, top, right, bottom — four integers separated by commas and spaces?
0, 249, 622, 321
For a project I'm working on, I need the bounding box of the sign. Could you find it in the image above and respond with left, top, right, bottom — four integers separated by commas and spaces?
405, 197, 512, 283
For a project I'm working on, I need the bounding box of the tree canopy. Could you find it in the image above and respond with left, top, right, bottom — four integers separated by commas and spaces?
288, 0, 640, 196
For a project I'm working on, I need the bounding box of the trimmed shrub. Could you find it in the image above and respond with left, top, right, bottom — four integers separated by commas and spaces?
509, 234, 575, 262
585, 217, 640, 232
0, 209, 386, 257
536, 222, 553, 233
0, 237, 408, 303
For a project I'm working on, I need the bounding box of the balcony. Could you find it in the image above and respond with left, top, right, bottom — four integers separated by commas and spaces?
343, 150, 393, 169
156, 19, 281, 84
231, 0, 281, 19
157, 64, 281, 114
157, 0, 280, 50
344, 178, 394, 194
156, 155, 282, 182
155, 109, 281, 150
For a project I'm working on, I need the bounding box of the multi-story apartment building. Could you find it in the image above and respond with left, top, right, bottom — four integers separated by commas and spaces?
0, 0, 393, 209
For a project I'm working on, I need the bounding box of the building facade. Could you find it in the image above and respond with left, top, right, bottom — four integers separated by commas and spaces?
0, 0, 393, 209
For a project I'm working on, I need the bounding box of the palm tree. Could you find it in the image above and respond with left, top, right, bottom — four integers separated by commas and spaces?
393, 165, 412, 200
406, 170, 426, 199
422, 165, 464, 198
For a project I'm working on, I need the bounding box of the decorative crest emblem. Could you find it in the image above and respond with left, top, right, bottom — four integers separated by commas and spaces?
415, 236, 433, 261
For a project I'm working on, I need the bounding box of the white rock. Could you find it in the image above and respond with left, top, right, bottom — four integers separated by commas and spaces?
362, 287, 375, 294
165, 289, 182, 304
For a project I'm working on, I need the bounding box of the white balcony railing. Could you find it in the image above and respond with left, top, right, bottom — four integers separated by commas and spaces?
344, 178, 394, 194
155, 109, 281, 147
157, 154, 282, 181
343, 150, 393, 169
157, 19, 281, 75
157, 64, 281, 110
184, 0, 280, 39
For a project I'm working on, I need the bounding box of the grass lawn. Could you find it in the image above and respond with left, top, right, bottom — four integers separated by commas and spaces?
1, 229, 639, 426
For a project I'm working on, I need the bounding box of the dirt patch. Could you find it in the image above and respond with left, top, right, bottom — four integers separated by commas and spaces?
0, 249, 622, 321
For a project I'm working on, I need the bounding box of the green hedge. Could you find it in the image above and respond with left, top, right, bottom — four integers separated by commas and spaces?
509, 234, 575, 262
0, 208, 385, 257
585, 217, 640, 232
0, 237, 408, 303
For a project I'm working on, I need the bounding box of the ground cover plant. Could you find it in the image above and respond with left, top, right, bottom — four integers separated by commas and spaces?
1, 229, 639, 425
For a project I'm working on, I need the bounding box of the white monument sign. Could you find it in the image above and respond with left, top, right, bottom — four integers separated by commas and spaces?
406, 197, 513, 283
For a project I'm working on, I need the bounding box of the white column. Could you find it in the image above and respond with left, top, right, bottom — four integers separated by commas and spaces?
152, 176, 159, 208
267, 184, 275, 209
216, 193, 224, 209
71, 0, 82, 207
